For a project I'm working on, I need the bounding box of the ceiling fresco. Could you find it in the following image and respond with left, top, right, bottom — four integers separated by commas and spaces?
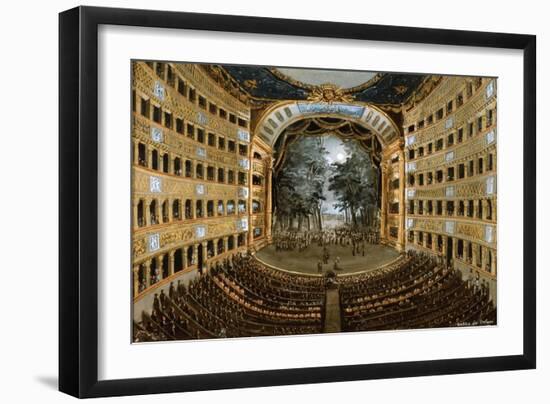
220, 65, 427, 106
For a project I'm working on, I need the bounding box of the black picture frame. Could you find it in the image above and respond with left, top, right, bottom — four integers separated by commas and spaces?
59, 5, 536, 398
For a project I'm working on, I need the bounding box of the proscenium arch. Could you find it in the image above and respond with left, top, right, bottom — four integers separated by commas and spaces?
254, 100, 401, 150
253, 100, 406, 250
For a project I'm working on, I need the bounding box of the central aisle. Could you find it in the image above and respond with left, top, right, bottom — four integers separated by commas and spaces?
323, 287, 342, 333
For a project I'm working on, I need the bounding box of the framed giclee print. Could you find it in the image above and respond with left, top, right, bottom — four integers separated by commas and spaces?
59, 6, 536, 398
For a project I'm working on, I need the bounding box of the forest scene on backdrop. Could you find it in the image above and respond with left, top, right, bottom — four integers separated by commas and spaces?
273, 134, 380, 232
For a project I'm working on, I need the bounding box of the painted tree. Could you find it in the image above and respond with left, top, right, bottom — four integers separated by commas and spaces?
328, 141, 379, 228
273, 136, 329, 231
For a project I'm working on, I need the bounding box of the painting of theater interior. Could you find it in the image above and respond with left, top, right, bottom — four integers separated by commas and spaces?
131, 61, 497, 342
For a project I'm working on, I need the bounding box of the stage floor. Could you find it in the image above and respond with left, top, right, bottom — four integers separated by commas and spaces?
255, 243, 401, 275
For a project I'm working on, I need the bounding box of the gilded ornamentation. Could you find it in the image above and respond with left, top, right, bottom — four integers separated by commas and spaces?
307, 83, 355, 103
393, 85, 408, 95
243, 79, 258, 89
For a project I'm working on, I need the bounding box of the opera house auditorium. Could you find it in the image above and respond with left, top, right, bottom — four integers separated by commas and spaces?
131, 61, 497, 342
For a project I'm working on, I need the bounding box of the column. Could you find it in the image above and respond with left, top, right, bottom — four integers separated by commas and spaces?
202, 243, 208, 271
265, 157, 273, 242
482, 199, 489, 220
397, 150, 406, 250
133, 141, 139, 165
193, 244, 199, 266
160, 152, 165, 173
167, 152, 172, 175
145, 198, 152, 227
452, 237, 458, 260
380, 162, 388, 239
156, 256, 163, 282
248, 160, 254, 247
133, 266, 139, 297
481, 246, 488, 273
144, 261, 151, 287
169, 250, 175, 277
147, 147, 153, 170
214, 238, 219, 257
490, 248, 497, 276
182, 248, 188, 269
132, 202, 138, 229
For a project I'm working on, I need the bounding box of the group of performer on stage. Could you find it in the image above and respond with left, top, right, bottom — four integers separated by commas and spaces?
272, 227, 380, 273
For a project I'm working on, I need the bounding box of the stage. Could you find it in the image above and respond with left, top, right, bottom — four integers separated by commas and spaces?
254, 242, 401, 276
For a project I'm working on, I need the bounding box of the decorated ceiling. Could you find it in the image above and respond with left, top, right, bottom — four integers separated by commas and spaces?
219, 65, 427, 106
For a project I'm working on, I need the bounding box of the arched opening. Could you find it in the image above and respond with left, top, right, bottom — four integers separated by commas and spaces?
137, 199, 145, 227
238, 233, 246, 247
150, 258, 158, 285
217, 239, 224, 255
457, 239, 464, 260
252, 174, 263, 186
207, 240, 215, 258
228, 235, 235, 250
138, 263, 146, 291
185, 160, 192, 177
217, 200, 225, 215
149, 200, 158, 225
252, 200, 262, 214
161, 254, 169, 278
207, 166, 215, 181
185, 199, 192, 219
138, 143, 147, 166
196, 200, 203, 218
477, 200, 483, 219
238, 172, 247, 185
186, 246, 194, 267
206, 200, 214, 217
162, 153, 169, 173
227, 200, 235, 215
196, 163, 204, 179
446, 236, 453, 266
151, 149, 159, 170
217, 167, 225, 183
197, 244, 204, 274
253, 228, 263, 239
446, 201, 454, 216
238, 200, 247, 214
162, 200, 169, 223
174, 248, 183, 272
172, 199, 181, 220
174, 157, 181, 176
